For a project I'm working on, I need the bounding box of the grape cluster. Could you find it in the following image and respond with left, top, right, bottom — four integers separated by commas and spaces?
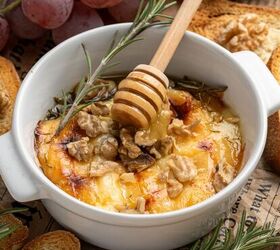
0, 0, 142, 51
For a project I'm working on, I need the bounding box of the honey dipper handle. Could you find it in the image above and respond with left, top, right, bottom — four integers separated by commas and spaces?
150, 0, 202, 72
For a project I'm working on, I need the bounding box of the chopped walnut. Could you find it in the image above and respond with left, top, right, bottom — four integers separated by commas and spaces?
84, 79, 116, 100
94, 134, 118, 160
213, 162, 236, 192
149, 136, 174, 159
149, 147, 162, 160
158, 166, 184, 199
168, 118, 200, 136
158, 136, 175, 156
119, 128, 141, 159
218, 14, 270, 59
158, 166, 170, 182
121, 153, 155, 173
0, 92, 10, 119
120, 173, 137, 183
77, 111, 109, 138
167, 176, 183, 199
67, 137, 93, 161
84, 102, 110, 116
134, 130, 157, 147
89, 160, 124, 177
136, 197, 146, 214
167, 155, 197, 183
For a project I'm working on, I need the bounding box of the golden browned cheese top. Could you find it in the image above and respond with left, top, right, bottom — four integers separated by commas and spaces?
35, 90, 243, 214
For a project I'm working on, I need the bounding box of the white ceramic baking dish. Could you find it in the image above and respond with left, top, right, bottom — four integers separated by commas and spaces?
0, 24, 280, 250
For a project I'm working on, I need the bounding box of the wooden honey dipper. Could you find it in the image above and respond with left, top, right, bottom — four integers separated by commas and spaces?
111, 0, 202, 128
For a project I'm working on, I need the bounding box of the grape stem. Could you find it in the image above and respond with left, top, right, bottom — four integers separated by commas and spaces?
0, 0, 7, 9
0, 0, 21, 15
57, 0, 176, 133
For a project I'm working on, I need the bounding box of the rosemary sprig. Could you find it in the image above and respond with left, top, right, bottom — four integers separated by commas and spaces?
57, 0, 176, 132
170, 76, 228, 95
0, 207, 28, 240
189, 211, 280, 250
47, 72, 229, 120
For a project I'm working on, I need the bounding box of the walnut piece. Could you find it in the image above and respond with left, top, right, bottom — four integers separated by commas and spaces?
158, 155, 197, 199
77, 111, 109, 138
136, 197, 146, 214
218, 14, 269, 57
213, 162, 236, 192
121, 153, 156, 173
149, 136, 174, 159
167, 176, 184, 199
67, 137, 93, 161
158, 165, 186, 199
0, 92, 10, 119
158, 166, 170, 183
94, 134, 118, 160
167, 155, 197, 183
134, 130, 157, 147
84, 102, 110, 116
119, 128, 142, 159
89, 161, 124, 177
84, 79, 116, 100
149, 147, 162, 160
119, 197, 147, 214
168, 118, 200, 136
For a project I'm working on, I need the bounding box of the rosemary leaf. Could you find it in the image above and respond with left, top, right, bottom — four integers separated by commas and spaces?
188, 210, 280, 250
57, 0, 176, 132
82, 43, 92, 78
0, 225, 17, 240
0, 207, 28, 216
171, 76, 228, 95
0, 207, 28, 240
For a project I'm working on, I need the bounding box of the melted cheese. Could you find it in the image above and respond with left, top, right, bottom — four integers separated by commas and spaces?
35, 97, 243, 214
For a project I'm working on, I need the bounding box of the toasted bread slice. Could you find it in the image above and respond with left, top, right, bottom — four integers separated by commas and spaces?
0, 210, 29, 250
264, 47, 280, 174
267, 46, 280, 83
22, 230, 80, 250
0, 56, 20, 135
190, 0, 280, 63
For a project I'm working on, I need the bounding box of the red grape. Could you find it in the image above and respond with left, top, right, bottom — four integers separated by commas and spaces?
52, 2, 104, 44
21, 0, 74, 29
6, 3, 46, 39
0, 17, 9, 51
108, 0, 140, 22
80, 0, 122, 9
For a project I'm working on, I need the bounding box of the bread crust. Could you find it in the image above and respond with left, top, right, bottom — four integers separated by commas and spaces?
0, 210, 29, 250
264, 47, 280, 174
22, 230, 81, 250
190, 0, 280, 41
0, 56, 20, 135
